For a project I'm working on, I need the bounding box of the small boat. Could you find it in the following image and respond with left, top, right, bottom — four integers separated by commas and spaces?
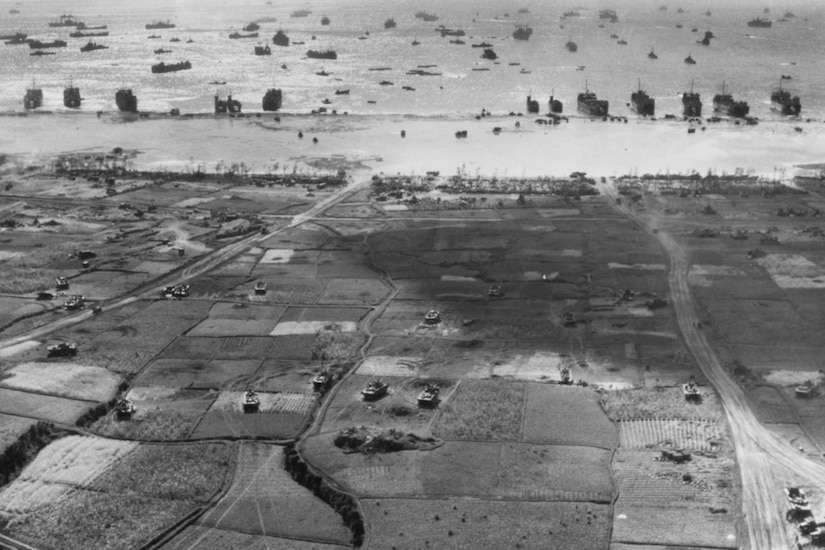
151, 60, 192, 73
272, 30, 289, 46
648, 48, 658, 59
291, 9, 311, 17
617, 39, 627, 45
334, 89, 350, 95
229, 31, 258, 39
154, 48, 171, 54
566, 39, 577, 52
244, 22, 261, 32
411, 39, 420, 46
30, 50, 55, 56
307, 49, 337, 59
384, 18, 397, 29
254, 44, 271, 55
321, 16, 330, 25
684, 53, 696, 64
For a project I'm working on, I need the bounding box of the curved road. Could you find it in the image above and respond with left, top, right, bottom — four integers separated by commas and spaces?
602, 180, 825, 550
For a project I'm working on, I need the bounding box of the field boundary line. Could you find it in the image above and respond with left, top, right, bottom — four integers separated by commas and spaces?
0, 534, 44, 550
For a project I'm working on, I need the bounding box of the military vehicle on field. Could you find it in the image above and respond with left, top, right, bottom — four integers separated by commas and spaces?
254, 281, 267, 295
660, 448, 691, 463
162, 284, 190, 299
424, 310, 441, 325
417, 383, 440, 407
562, 312, 577, 327
55, 276, 69, 290
683, 377, 700, 400
361, 379, 389, 401
64, 295, 85, 310
488, 285, 503, 298
115, 398, 135, 419
48, 342, 78, 357
243, 390, 260, 412
795, 380, 821, 398
312, 371, 333, 393
560, 365, 573, 385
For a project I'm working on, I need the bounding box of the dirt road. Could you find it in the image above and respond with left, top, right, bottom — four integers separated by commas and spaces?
602, 180, 825, 550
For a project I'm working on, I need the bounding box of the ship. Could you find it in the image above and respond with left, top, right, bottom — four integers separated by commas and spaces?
698, 30, 713, 45
151, 60, 192, 73
684, 52, 696, 64
414, 11, 439, 22
64, 85, 81, 108
116, 88, 138, 112
577, 83, 608, 116
254, 44, 271, 55
69, 30, 108, 37
549, 94, 563, 113
80, 41, 107, 52
565, 39, 577, 52
24, 84, 42, 109
747, 17, 772, 28
513, 25, 533, 40
214, 93, 241, 113
417, 383, 440, 407
771, 81, 801, 116
290, 9, 311, 17
272, 30, 290, 46
49, 15, 81, 27
361, 380, 389, 401
242, 390, 260, 413
29, 39, 67, 49
30, 51, 55, 56
146, 20, 175, 30
682, 81, 701, 117
563, 10, 580, 18
262, 88, 282, 111
321, 16, 330, 25
526, 95, 539, 113
648, 48, 658, 59
5, 34, 31, 45
599, 9, 619, 22
0, 31, 26, 41
713, 82, 749, 117
244, 22, 260, 32
230, 31, 258, 39
384, 18, 397, 29
631, 80, 655, 116
481, 48, 497, 60
307, 49, 337, 59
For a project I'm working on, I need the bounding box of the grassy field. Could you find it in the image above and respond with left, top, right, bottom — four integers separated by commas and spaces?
362, 498, 611, 550
433, 380, 525, 441
0, 387, 95, 424
0, 362, 121, 403
0, 414, 37, 451
521, 384, 618, 448
612, 506, 738, 548
599, 387, 725, 422
160, 526, 350, 550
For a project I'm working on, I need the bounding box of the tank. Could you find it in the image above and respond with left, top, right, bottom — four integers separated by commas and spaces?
115, 398, 135, 419
48, 342, 78, 357
417, 383, 440, 407
361, 380, 388, 401
312, 371, 333, 393
254, 281, 267, 295
424, 310, 441, 325
243, 390, 260, 413
683, 378, 701, 400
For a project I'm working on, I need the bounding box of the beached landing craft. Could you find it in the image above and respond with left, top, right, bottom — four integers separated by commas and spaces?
254, 44, 271, 55
272, 30, 289, 46
682, 81, 702, 117
577, 83, 608, 117
526, 95, 539, 113
116, 88, 138, 112
384, 18, 396, 29
566, 39, 577, 52
771, 80, 801, 116
513, 25, 533, 40
63, 85, 81, 108
549, 94, 563, 113
214, 93, 241, 114
631, 79, 655, 116
24, 83, 42, 109
713, 82, 749, 117
262, 88, 282, 111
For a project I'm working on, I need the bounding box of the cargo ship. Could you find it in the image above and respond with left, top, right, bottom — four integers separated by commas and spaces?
771, 81, 801, 116
272, 30, 289, 46
24, 84, 42, 109
414, 11, 439, 22
682, 82, 702, 117
262, 88, 282, 111
307, 49, 336, 59
80, 41, 107, 52
146, 20, 175, 30
151, 60, 192, 73
69, 30, 108, 37
49, 15, 81, 27
63, 85, 81, 108
29, 39, 67, 49
713, 82, 749, 117
577, 83, 608, 116
631, 80, 655, 116
747, 17, 772, 28
513, 25, 533, 40
116, 88, 138, 112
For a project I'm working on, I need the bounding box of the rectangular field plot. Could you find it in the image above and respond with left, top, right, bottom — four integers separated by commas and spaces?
619, 419, 724, 451
363, 498, 611, 550
433, 380, 525, 441
197, 443, 350, 544
0, 387, 94, 424
0, 362, 121, 403
210, 391, 315, 415
319, 278, 389, 305
522, 384, 618, 448
159, 336, 274, 361
0, 413, 37, 451
190, 410, 310, 439
612, 506, 737, 548
161, 526, 349, 550
135, 358, 262, 389
245, 278, 328, 304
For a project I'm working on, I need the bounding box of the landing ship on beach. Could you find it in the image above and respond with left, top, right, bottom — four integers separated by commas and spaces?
116, 88, 138, 112
713, 82, 749, 117
513, 25, 533, 40
272, 30, 289, 46
577, 84, 608, 117
384, 18, 397, 29
771, 81, 801, 116
631, 80, 655, 116
262, 88, 282, 111
214, 93, 241, 114
64, 85, 81, 108
24, 84, 42, 109
682, 82, 702, 117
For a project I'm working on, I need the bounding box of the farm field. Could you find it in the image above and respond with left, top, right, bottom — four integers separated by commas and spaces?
0, 362, 121, 403
432, 379, 525, 441
362, 498, 612, 550
0, 414, 37, 451
521, 385, 618, 448
0, 387, 95, 424
196, 442, 350, 545
160, 526, 350, 550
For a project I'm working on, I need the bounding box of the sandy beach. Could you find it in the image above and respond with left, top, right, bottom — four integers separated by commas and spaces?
1, 111, 823, 180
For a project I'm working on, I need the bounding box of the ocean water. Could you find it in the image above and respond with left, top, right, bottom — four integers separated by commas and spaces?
2, 0, 825, 119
